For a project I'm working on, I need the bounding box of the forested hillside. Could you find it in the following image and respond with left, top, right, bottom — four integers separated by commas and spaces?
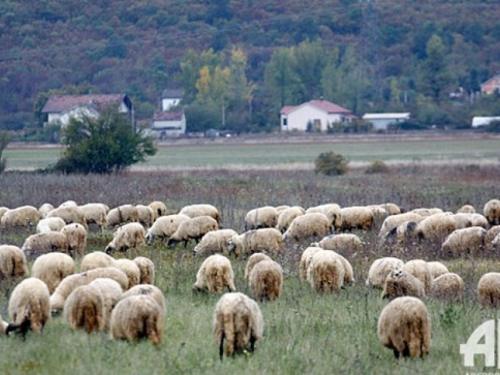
1, 0, 500, 134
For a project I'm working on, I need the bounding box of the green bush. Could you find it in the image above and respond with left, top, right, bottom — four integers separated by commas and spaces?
314, 151, 349, 176
365, 160, 389, 174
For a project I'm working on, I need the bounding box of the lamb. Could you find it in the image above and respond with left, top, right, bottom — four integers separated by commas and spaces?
167, 215, 219, 247
313, 233, 364, 255
63, 283, 105, 333
415, 213, 457, 245
38, 203, 55, 218
427, 261, 449, 279
339, 206, 375, 231
148, 201, 167, 221
213, 292, 264, 360
248, 259, 283, 302
227, 228, 283, 258
36, 217, 66, 233
306, 250, 345, 293
441, 226, 486, 257
244, 253, 273, 281
193, 254, 236, 294
0, 245, 29, 280
276, 206, 305, 234
244, 206, 279, 230
105, 204, 139, 228
299, 246, 323, 281
477, 272, 500, 308
145, 214, 190, 244
381, 269, 425, 299
46, 205, 87, 228
136, 204, 154, 228
282, 213, 332, 244
79, 203, 108, 230
31, 252, 75, 293
306, 203, 342, 231
457, 204, 476, 214
121, 284, 166, 314
133, 256, 155, 284
114, 258, 141, 288
366, 257, 405, 289
6, 277, 51, 336
193, 229, 239, 257
378, 212, 426, 238
429, 273, 464, 301
1, 205, 41, 229
377, 296, 431, 359
87, 278, 123, 331
80, 251, 116, 272
110, 294, 164, 345
179, 203, 220, 223
105, 222, 146, 254
484, 198, 500, 226
61, 223, 87, 257
402, 259, 433, 294
22, 231, 69, 260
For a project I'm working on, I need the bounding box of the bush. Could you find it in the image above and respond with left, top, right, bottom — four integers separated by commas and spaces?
314, 152, 349, 176
365, 160, 389, 174
0, 131, 11, 174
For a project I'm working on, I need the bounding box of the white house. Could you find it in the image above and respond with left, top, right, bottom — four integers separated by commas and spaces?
471, 116, 500, 128
280, 99, 355, 132
161, 89, 183, 111
362, 113, 411, 131
150, 111, 186, 139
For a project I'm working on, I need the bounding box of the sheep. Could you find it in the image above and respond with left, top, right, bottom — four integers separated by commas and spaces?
81, 251, 116, 272
213, 292, 264, 360
477, 272, 500, 308
227, 228, 283, 258
84, 267, 129, 291
114, 258, 141, 288
133, 256, 155, 284
38, 203, 55, 218
366, 257, 405, 289
282, 213, 332, 244
299, 246, 323, 281
1, 205, 41, 229
486, 225, 500, 247
457, 204, 476, 214
275, 205, 290, 214
46, 205, 87, 228
402, 259, 433, 294
452, 213, 489, 229
339, 206, 375, 231
31, 252, 75, 293
427, 261, 449, 279
87, 278, 123, 331
59, 200, 78, 208
415, 213, 457, 245
193, 254, 236, 294
22, 231, 69, 260
121, 284, 166, 314
36, 217, 66, 233
193, 229, 239, 257
410, 207, 444, 217
441, 226, 486, 257
136, 204, 154, 228
276, 206, 305, 234
244, 253, 273, 281
148, 201, 167, 221
244, 206, 279, 231
377, 296, 431, 359
248, 259, 283, 302
105, 204, 139, 228
61, 223, 87, 257
0, 245, 29, 280
379, 203, 401, 216
63, 283, 105, 333
0, 315, 7, 334
484, 198, 500, 226
313, 233, 363, 255
306, 203, 342, 231
429, 273, 464, 301
179, 203, 220, 223
110, 294, 164, 345
381, 269, 425, 299
378, 212, 425, 238
6, 277, 51, 336
306, 250, 345, 293
167, 215, 219, 248
105, 222, 146, 254
79, 203, 108, 230
334, 252, 355, 285
379, 220, 419, 250
145, 214, 190, 244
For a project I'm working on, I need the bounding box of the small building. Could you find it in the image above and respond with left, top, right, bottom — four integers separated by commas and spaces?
161, 89, 183, 111
150, 111, 186, 139
471, 116, 500, 128
280, 99, 355, 132
480, 75, 500, 95
362, 113, 411, 131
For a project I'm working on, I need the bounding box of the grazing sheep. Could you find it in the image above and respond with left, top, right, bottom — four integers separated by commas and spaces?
136, 204, 154, 228
22, 231, 69, 260
59, 200, 78, 208
61, 223, 87, 257
366, 257, 405, 289
276, 206, 305, 234
306, 203, 342, 231
36, 217, 66, 233
493, 233, 500, 252
228, 228, 283, 258
377, 296, 431, 359
379, 203, 401, 216
275, 205, 290, 213
167, 215, 219, 247
283, 213, 332, 244
84, 267, 129, 291
402, 259, 433, 294
457, 204, 476, 214
430, 273, 464, 301
110, 294, 164, 345
299, 246, 323, 281
105, 222, 146, 254
378, 212, 426, 238
340, 206, 375, 231
105, 204, 139, 228
379, 220, 419, 250
133, 256, 155, 284
415, 213, 457, 245
478, 272, 500, 308
0, 245, 29, 280
47, 205, 87, 228
1, 205, 41, 229
31, 252, 75, 293
145, 214, 190, 244
114, 258, 141, 289
38, 203, 55, 218
7, 277, 51, 336
79, 203, 108, 230
381, 269, 425, 299
193, 254, 236, 294
81, 251, 116, 272
244, 206, 279, 231
193, 229, 239, 257
248, 259, 283, 302
121, 284, 166, 314
441, 226, 486, 257
148, 201, 167, 221
484, 199, 500, 226
87, 278, 123, 331
244, 253, 273, 281
427, 261, 449, 279
313, 233, 363, 255
307, 250, 345, 293
486, 225, 500, 247
411, 207, 444, 217
452, 213, 489, 230
64, 283, 105, 333
179, 203, 220, 223
334, 252, 355, 285
213, 292, 264, 360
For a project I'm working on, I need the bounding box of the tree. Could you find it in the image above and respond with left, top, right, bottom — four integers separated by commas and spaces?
0, 131, 11, 173
419, 34, 451, 104
53, 108, 156, 174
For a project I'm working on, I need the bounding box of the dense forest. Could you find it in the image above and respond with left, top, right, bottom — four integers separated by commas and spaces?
1, 0, 500, 135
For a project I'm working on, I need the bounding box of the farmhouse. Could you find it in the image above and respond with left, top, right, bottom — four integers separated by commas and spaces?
362, 113, 411, 131
161, 89, 183, 111
280, 99, 355, 132
480, 75, 500, 95
150, 111, 186, 139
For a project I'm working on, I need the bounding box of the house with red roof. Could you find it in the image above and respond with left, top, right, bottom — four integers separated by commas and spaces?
279, 99, 356, 132
480, 75, 500, 95
150, 110, 186, 139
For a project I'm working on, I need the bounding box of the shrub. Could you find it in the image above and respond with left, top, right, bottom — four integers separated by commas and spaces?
314, 152, 349, 176
365, 160, 389, 174
0, 131, 11, 174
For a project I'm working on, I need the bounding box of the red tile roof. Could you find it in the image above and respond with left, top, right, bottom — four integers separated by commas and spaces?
41, 94, 129, 113
153, 111, 183, 121
280, 99, 352, 115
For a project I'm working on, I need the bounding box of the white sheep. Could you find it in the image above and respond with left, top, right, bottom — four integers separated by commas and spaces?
167, 215, 219, 247
81, 251, 116, 272
415, 213, 457, 244
22, 231, 69, 260
87, 278, 123, 331
340, 206, 374, 231
148, 201, 167, 221
105, 222, 146, 254
377, 296, 431, 359
79, 203, 108, 231
452, 213, 489, 229
381, 269, 425, 299
379, 202, 401, 216
366, 257, 405, 289
133, 256, 155, 284
46, 205, 87, 228
38, 203, 55, 218
313, 233, 363, 255
244, 206, 279, 230
31, 252, 75, 294
486, 225, 500, 248
478, 272, 500, 308
36, 217, 66, 233
244, 253, 273, 281
179, 203, 220, 223
61, 223, 87, 257
227, 228, 283, 258
193, 229, 239, 257
299, 246, 323, 281
105, 204, 139, 228
121, 284, 166, 314
306, 203, 342, 231
145, 214, 190, 244
427, 261, 449, 279
282, 213, 332, 244
457, 204, 476, 214
193, 254, 236, 294
0, 245, 29, 280
114, 258, 141, 289
402, 259, 433, 294
276, 206, 305, 234
136, 204, 154, 228
430, 272, 464, 301
307, 250, 345, 293
378, 212, 425, 238
378, 220, 419, 250
441, 226, 486, 257
248, 259, 283, 302
63, 283, 105, 333
484, 198, 500, 226
213, 292, 264, 360
1, 205, 41, 229
410, 207, 444, 217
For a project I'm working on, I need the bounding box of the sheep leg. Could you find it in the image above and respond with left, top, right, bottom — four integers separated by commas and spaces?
219, 332, 225, 362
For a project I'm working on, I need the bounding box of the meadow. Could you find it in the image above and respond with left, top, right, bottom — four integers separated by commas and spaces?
1, 134, 500, 374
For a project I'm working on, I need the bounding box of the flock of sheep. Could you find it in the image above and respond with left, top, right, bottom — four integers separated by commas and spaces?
0, 197, 500, 361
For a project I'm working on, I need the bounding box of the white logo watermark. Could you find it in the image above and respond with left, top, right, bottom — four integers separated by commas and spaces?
460, 319, 499, 369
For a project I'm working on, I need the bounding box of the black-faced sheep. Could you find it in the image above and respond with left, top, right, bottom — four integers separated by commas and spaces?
282, 213, 332, 244
377, 296, 431, 359
244, 206, 279, 231
105, 222, 146, 254
402, 259, 433, 294
79, 203, 108, 231
415, 213, 457, 245
0, 245, 29, 280
110, 294, 164, 345
484, 198, 500, 226
478, 272, 500, 308
429, 272, 464, 301
136, 204, 154, 228
244, 253, 273, 281
7, 277, 51, 336
313, 233, 363, 255
36, 217, 66, 233
339, 206, 375, 231
306, 203, 342, 231
81, 251, 117, 272
1, 205, 41, 229
366, 257, 405, 289
228, 228, 283, 258
381, 269, 425, 299
299, 246, 323, 282
38, 203, 55, 218
248, 259, 283, 302
121, 284, 166, 314
193, 254, 236, 294
47, 205, 87, 228
179, 203, 220, 223
148, 201, 167, 221
441, 226, 486, 257
167, 215, 219, 248
276, 206, 305, 234
379, 221, 419, 251
213, 292, 264, 360
87, 278, 123, 331
61, 223, 87, 257
133, 256, 155, 285
63, 283, 105, 333
145, 214, 190, 244
22, 231, 70, 259
105, 204, 139, 229
427, 261, 449, 279
31, 252, 75, 294
306, 250, 345, 293
114, 258, 141, 289
194, 229, 239, 257
378, 212, 425, 238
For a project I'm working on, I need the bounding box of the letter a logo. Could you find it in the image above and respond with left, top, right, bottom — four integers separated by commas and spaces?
460, 319, 497, 367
